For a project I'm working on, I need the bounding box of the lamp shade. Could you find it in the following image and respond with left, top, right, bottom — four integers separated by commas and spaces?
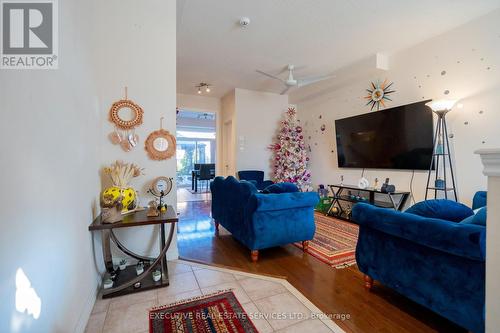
426, 100, 457, 112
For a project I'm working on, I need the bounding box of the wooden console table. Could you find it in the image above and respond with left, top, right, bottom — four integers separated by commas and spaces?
88, 206, 178, 298
326, 184, 410, 221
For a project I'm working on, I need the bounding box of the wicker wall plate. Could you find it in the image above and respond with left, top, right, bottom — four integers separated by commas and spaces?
109, 99, 144, 130
145, 129, 176, 160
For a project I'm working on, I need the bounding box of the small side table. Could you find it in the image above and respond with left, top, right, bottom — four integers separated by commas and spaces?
88, 206, 178, 298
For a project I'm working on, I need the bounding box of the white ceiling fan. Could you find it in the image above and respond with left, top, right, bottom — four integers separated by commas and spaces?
256, 64, 335, 95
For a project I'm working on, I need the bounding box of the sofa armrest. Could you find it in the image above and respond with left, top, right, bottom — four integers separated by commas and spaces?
248, 192, 319, 212
352, 203, 485, 261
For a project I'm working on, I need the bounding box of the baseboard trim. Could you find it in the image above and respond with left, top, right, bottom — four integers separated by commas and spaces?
73, 276, 100, 333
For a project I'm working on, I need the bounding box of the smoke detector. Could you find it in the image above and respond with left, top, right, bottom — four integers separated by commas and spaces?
239, 17, 251, 27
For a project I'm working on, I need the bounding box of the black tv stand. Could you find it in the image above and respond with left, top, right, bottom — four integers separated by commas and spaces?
326, 184, 410, 221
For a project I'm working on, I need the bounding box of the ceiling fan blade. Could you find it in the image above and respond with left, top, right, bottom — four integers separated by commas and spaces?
297, 74, 335, 87
280, 86, 292, 95
277, 64, 306, 75
256, 70, 284, 83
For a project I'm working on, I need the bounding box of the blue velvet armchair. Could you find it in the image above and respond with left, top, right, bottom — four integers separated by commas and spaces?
237, 170, 274, 191
210, 176, 319, 261
352, 191, 487, 333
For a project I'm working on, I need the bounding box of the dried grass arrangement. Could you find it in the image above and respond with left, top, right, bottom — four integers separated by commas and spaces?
103, 160, 144, 188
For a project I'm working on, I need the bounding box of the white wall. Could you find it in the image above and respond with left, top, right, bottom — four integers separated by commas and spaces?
0, 0, 177, 332
234, 89, 289, 180
91, 0, 178, 261
221, 90, 236, 176
220, 89, 289, 179
0, 1, 101, 332
291, 9, 500, 206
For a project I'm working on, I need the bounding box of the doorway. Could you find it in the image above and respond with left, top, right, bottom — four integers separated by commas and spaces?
176, 110, 216, 202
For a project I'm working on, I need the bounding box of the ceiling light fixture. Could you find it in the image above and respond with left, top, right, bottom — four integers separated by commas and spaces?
195, 83, 212, 94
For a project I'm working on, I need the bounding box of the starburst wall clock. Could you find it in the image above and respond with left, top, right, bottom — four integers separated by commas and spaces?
364, 79, 395, 111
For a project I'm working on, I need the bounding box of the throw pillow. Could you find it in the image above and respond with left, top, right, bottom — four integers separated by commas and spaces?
461, 207, 487, 226
405, 199, 474, 222
262, 182, 299, 194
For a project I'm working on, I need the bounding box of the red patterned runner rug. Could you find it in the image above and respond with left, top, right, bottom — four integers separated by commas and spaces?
296, 212, 359, 268
149, 290, 259, 333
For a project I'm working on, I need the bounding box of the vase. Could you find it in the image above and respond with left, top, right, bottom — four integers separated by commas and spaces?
101, 186, 137, 213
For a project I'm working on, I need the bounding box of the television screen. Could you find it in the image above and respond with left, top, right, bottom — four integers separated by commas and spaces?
335, 101, 434, 170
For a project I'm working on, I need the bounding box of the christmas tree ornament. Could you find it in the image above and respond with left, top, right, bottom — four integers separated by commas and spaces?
268, 107, 312, 191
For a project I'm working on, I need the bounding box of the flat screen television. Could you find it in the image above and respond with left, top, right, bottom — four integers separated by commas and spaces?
335, 100, 434, 170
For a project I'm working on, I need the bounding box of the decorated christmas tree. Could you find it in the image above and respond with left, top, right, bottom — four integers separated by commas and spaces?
269, 107, 312, 191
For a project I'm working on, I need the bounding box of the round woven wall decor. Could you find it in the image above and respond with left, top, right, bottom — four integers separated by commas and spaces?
109, 99, 144, 130
144, 129, 176, 160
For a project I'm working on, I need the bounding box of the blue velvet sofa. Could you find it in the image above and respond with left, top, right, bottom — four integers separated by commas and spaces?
352, 192, 487, 333
237, 170, 274, 190
210, 176, 319, 261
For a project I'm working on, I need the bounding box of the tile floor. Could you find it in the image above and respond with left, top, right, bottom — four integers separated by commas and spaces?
85, 260, 343, 333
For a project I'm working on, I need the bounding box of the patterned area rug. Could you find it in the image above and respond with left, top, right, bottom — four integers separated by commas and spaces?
296, 212, 359, 268
149, 291, 258, 333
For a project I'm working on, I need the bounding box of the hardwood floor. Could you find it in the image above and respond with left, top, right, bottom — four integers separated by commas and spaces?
176, 200, 465, 333
177, 187, 211, 202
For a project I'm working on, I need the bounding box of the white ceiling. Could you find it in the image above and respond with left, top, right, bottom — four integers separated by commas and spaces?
177, 0, 500, 98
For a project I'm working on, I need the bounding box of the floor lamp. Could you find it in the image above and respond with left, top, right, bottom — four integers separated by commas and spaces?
425, 100, 458, 201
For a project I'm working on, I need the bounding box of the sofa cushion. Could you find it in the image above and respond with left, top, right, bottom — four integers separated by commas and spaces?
461, 207, 487, 226
405, 199, 474, 222
262, 182, 299, 194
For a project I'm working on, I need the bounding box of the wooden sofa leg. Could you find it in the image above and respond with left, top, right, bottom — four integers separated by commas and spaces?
214, 221, 219, 232
251, 250, 259, 262
364, 275, 374, 291
302, 241, 309, 251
